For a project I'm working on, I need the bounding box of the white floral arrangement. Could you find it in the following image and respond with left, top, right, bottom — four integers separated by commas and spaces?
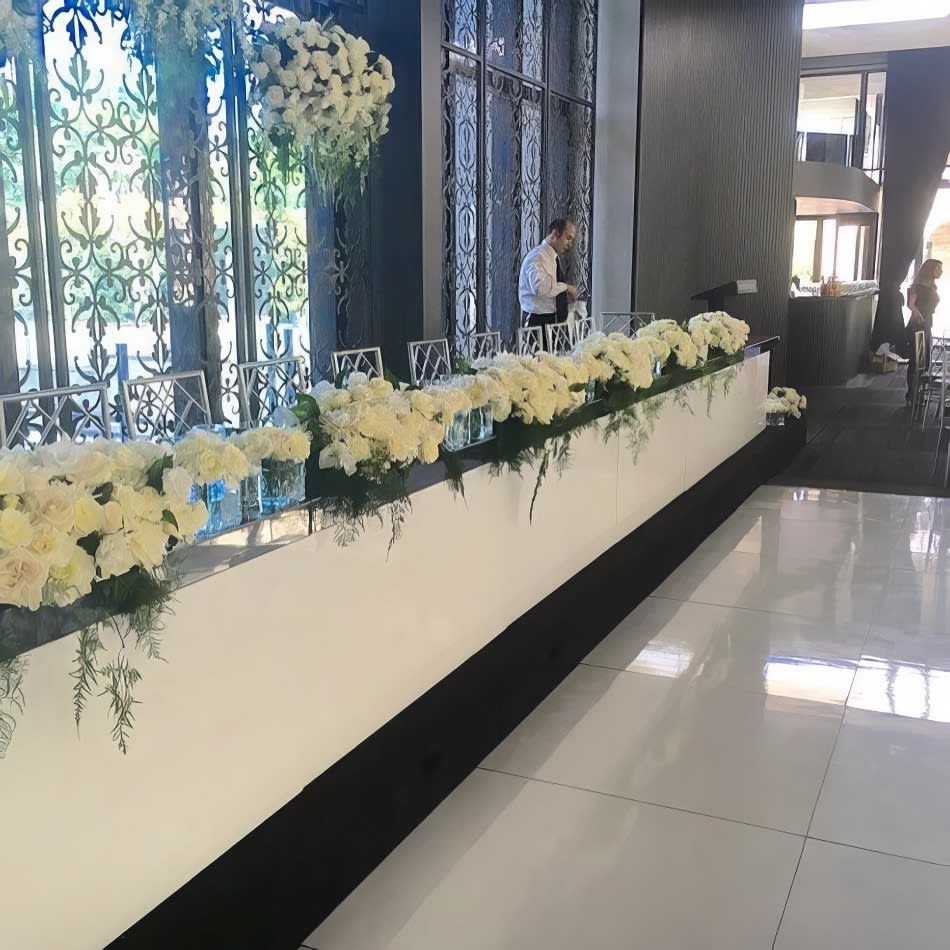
766, 386, 807, 419
126, 0, 244, 56
250, 16, 395, 195
636, 319, 700, 369
230, 424, 311, 471
0, 439, 208, 612
473, 353, 582, 426
687, 311, 750, 356
574, 333, 658, 390
0, 0, 35, 61
172, 428, 252, 487
312, 375, 444, 477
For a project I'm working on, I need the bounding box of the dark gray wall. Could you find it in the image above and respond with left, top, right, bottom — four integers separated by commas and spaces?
635, 0, 803, 378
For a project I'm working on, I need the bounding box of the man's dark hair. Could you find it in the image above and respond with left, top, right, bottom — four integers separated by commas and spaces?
548, 218, 573, 236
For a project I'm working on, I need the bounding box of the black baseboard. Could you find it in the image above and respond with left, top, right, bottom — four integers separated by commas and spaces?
109, 423, 803, 950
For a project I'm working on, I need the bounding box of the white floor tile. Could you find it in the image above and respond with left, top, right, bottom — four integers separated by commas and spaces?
654, 549, 887, 622
309, 770, 803, 950
810, 707, 950, 865
862, 623, 950, 669
775, 839, 950, 950
744, 486, 910, 523
482, 664, 843, 834
699, 508, 904, 567
871, 569, 950, 634
584, 597, 864, 704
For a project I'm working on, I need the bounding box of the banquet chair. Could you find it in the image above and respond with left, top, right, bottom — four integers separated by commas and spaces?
0, 382, 113, 449
407, 338, 452, 387
122, 370, 212, 442
931, 359, 950, 485
573, 316, 593, 343
545, 321, 574, 355
601, 312, 654, 337
469, 331, 502, 361
331, 346, 384, 382
910, 331, 929, 427
517, 326, 544, 357
237, 356, 305, 428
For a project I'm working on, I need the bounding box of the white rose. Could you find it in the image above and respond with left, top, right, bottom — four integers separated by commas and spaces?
266, 86, 286, 107
165, 499, 209, 542
100, 499, 123, 535
30, 529, 75, 568
73, 492, 105, 536
126, 518, 169, 569
0, 460, 26, 496
162, 466, 195, 504
0, 547, 48, 610
0, 508, 34, 549
27, 483, 77, 533
251, 62, 270, 81
95, 533, 137, 580
45, 546, 96, 607
261, 45, 281, 67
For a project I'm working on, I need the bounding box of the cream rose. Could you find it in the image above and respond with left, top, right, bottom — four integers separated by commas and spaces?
0, 548, 49, 610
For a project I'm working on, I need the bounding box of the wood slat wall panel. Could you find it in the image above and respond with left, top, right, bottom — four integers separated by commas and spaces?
635, 0, 804, 380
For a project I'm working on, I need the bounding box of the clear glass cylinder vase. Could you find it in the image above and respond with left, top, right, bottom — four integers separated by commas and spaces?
470, 404, 494, 442
191, 479, 243, 540
766, 410, 787, 427
443, 409, 471, 452
259, 458, 306, 514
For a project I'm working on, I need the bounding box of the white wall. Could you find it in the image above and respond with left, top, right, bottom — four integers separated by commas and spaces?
0, 356, 768, 950
592, 0, 642, 321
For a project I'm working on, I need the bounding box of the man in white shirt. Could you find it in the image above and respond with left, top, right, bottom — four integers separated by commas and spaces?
518, 219, 579, 334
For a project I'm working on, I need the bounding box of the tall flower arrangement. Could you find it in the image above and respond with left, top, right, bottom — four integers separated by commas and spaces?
688, 311, 750, 356
250, 16, 395, 196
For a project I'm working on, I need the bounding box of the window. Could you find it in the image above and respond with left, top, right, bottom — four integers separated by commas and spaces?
791, 214, 878, 285
441, 0, 598, 351
796, 69, 886, 179
0, 1, 371, 435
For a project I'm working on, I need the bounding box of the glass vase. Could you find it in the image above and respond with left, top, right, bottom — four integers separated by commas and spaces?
191, 479, 243, 541
653, 359, 664, 379
585, 380, 597, 404
259, 458, 306, 514
766, 410, 787, 427
443, 409, 471, 452
470, 404, 494, 442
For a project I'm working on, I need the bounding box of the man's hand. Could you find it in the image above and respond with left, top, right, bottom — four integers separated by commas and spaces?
566, 284, 578, 301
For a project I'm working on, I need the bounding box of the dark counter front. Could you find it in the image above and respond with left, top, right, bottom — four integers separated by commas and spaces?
787, 293, 875, 386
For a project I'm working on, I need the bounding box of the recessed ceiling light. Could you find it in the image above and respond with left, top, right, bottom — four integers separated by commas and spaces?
803, 0, 950, 29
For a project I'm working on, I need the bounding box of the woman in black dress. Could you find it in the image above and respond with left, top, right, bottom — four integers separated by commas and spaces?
906, 258, 943, 404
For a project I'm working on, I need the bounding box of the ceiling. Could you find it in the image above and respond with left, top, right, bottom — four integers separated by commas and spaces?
802, 1, 950, 57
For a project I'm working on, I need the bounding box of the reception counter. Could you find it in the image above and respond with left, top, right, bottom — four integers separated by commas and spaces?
0, 350, 803, 950
787, 291, 876, 386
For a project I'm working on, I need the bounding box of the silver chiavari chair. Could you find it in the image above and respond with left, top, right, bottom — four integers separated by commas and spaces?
407, 338, 453, 386
572, 316, 593, 343
0, 382, 113, 448
122, 370, 212, 442
237, 356, 305, 428
331, 346, 385, 382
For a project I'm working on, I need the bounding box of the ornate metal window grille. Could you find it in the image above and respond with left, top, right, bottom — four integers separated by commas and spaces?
0, 1, 374, 441
441, 0, 598, 354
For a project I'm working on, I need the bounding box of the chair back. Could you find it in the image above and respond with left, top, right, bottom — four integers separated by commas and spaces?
545, 321, 574, 355
331, 347, 384, 382
122, 370, 212, 442
0, 383, 113, 449
237, 357, 305, 427
602, 312, 655, 337
915, 330, 927, 372
517, 326, 544, 357
470, 331, 502, 361
407, 339, 452, 386
573, 316, 593, 343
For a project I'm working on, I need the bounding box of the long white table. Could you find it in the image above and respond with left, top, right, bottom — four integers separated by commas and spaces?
0, 353, 770, 950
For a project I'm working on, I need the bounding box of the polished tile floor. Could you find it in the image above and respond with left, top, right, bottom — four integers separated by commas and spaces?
304, 487, 950, 950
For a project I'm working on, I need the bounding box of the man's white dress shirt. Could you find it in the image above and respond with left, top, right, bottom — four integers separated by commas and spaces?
518, 240, 568, 316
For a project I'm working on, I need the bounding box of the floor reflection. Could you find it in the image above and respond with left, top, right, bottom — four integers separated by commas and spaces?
850, 656, 950, 723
